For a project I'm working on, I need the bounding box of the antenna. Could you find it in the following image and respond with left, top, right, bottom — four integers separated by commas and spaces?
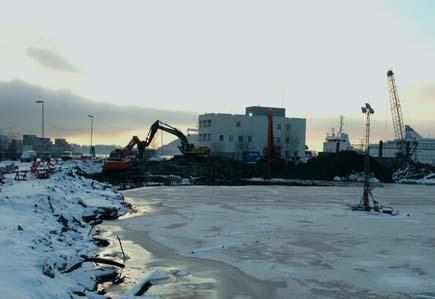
338, 115, 344, 136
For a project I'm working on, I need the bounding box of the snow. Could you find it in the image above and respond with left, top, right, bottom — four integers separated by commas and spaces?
0, 160, 128, 298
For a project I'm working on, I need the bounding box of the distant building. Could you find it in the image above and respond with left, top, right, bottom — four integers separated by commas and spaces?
23, 134, 38, 150
369, 126, 435, 165
0, 135, 8, 151
197, 106, 306, 161
0, 135, 8, 160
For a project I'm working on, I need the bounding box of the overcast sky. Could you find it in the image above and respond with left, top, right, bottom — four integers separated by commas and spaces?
1, 0, 434, 150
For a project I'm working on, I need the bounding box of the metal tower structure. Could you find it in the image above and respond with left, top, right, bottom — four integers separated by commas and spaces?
387, 70, 406, 157
347, 103, 397, 215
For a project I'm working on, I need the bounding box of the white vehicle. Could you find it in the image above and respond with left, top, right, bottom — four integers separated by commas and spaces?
61, 151, 73, 161
21, 150, 37, 162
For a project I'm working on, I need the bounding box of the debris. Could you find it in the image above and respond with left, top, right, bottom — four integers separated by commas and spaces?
125, 271, 168, 296
62, 257, 125, 274
42, 260, 55, 278
117, 235, 126, 262
47, 196, 54, 213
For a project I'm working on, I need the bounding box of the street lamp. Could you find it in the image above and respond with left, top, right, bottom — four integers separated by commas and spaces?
35, 100, 45, 139
35, 100, 45, 154
88, 115, 95, 157
88, 115, 94, 146
361, 102, 374, 210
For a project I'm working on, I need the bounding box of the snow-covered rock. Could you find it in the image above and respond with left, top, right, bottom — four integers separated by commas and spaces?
0, 160, 128, 298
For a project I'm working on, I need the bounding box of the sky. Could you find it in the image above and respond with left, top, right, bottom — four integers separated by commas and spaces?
0, 0, 434, 150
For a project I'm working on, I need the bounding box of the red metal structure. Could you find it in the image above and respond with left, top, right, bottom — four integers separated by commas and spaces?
263, 110, 274, 177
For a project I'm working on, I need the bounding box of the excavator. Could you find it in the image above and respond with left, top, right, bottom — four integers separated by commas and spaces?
103, 120, 209, 171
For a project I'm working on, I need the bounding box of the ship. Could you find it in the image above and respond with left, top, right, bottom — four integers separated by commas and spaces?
369, 125, 435, 165
323, 116, 354, 153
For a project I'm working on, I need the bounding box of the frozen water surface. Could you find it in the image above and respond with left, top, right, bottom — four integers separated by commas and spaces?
104, 184, 435, 298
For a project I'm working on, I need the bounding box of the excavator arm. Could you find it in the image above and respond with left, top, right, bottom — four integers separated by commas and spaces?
144, 121, 188, 147
144, 120, 208, 155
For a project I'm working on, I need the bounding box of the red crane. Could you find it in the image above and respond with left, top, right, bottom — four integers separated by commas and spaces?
263, 110, 274, 177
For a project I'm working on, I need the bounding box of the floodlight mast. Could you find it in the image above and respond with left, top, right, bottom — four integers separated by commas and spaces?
361, 102, 374, 209
348, 102, 397, 215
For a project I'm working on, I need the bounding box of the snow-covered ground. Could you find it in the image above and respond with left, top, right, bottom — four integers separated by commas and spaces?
0, 160, 130, 298
107, 184, 435, 299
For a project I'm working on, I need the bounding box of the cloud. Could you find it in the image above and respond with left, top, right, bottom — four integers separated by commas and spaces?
26, 47, 80, 73
0, 80, 197, 140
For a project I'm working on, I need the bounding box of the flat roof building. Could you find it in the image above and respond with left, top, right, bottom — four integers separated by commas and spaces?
198, 106, 306, 162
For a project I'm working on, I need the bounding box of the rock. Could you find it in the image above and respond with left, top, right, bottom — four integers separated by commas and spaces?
42, 261, 55, 278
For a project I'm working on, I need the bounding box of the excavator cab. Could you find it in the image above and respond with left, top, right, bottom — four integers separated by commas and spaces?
179, 143, 210, 155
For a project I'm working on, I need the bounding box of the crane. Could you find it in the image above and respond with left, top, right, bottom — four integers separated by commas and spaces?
387, 70, 417, 159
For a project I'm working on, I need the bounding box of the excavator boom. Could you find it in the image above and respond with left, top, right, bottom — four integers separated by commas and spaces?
144, 120, 208, 155
104, 120, 209, 172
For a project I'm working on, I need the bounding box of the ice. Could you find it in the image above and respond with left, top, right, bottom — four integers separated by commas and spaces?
118, 184, 435, 298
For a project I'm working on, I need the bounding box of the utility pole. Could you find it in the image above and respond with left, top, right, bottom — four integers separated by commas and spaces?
35, 100, 45, 138
88, 115, 94, 146
88, 115, 95, 157
35, 100, 45, 154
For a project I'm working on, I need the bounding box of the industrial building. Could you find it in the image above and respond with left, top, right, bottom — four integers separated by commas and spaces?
369, 125, 435, 165
197, 106, 306, 162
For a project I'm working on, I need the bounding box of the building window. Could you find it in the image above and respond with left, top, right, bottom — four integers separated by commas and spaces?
276, 137, 281, 144
286, 124, 290, 130
248, 136, 252, 143
277, 124, 281, 130
207, 120, 211, 127
229, 135, 234, 142
285, 137, 290, 144
238, 136, 243, 143
207, 134, 211, 141
236, 121, 241, 127
220, 135, 224, 141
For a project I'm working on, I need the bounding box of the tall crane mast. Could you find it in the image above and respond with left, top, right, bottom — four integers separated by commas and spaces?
387, 70, 407, 158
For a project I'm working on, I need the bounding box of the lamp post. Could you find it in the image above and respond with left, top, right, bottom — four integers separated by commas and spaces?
35, 100, 45, 138
35, 100, 45, 154
361, 103, 374, 210
88, 115, 94, 146
88, 115, 95, 157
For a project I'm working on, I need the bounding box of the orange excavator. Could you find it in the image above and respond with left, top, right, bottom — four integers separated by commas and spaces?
103, 120, 209, 171
103, 136, 145, 171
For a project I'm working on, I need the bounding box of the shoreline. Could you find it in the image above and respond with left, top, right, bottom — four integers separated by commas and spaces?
101, 194, 285, 299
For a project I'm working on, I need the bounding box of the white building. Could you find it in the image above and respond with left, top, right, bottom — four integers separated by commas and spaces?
369, 125, 435, 165
197, 106, 306, 162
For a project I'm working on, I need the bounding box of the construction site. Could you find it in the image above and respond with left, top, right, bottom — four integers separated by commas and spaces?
2, 66, 435, 299
90, 70, 434, 190
3, 1, 435, 297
